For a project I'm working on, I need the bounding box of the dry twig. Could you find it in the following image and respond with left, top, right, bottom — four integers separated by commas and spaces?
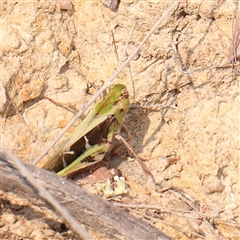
33, 0, 179, 165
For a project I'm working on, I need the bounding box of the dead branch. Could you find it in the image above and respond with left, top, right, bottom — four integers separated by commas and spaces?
0, 145, 171, 240
1, 143, 91, 239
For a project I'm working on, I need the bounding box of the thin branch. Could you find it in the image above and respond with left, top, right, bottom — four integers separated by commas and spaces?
33, 0, 179, 165
118, 19, 137, 67
113, 202, 202, 215
30, 110, 47, 162
171, 34, 240, 74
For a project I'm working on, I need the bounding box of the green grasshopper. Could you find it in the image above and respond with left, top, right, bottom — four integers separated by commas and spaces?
40, 84, 130, 177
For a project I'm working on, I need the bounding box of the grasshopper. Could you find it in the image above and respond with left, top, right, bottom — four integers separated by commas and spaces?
40, 84, 130, 177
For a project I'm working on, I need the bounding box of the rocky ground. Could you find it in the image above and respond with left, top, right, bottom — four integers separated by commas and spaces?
1, 0, 239, 239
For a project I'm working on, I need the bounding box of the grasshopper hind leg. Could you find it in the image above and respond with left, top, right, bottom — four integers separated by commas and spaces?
110, 123, 132, 155
121, 123, 132, 142
114, 134, 155, 182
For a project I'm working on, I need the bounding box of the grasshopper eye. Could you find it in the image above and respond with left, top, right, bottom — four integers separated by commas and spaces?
122, 88, 129, 98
